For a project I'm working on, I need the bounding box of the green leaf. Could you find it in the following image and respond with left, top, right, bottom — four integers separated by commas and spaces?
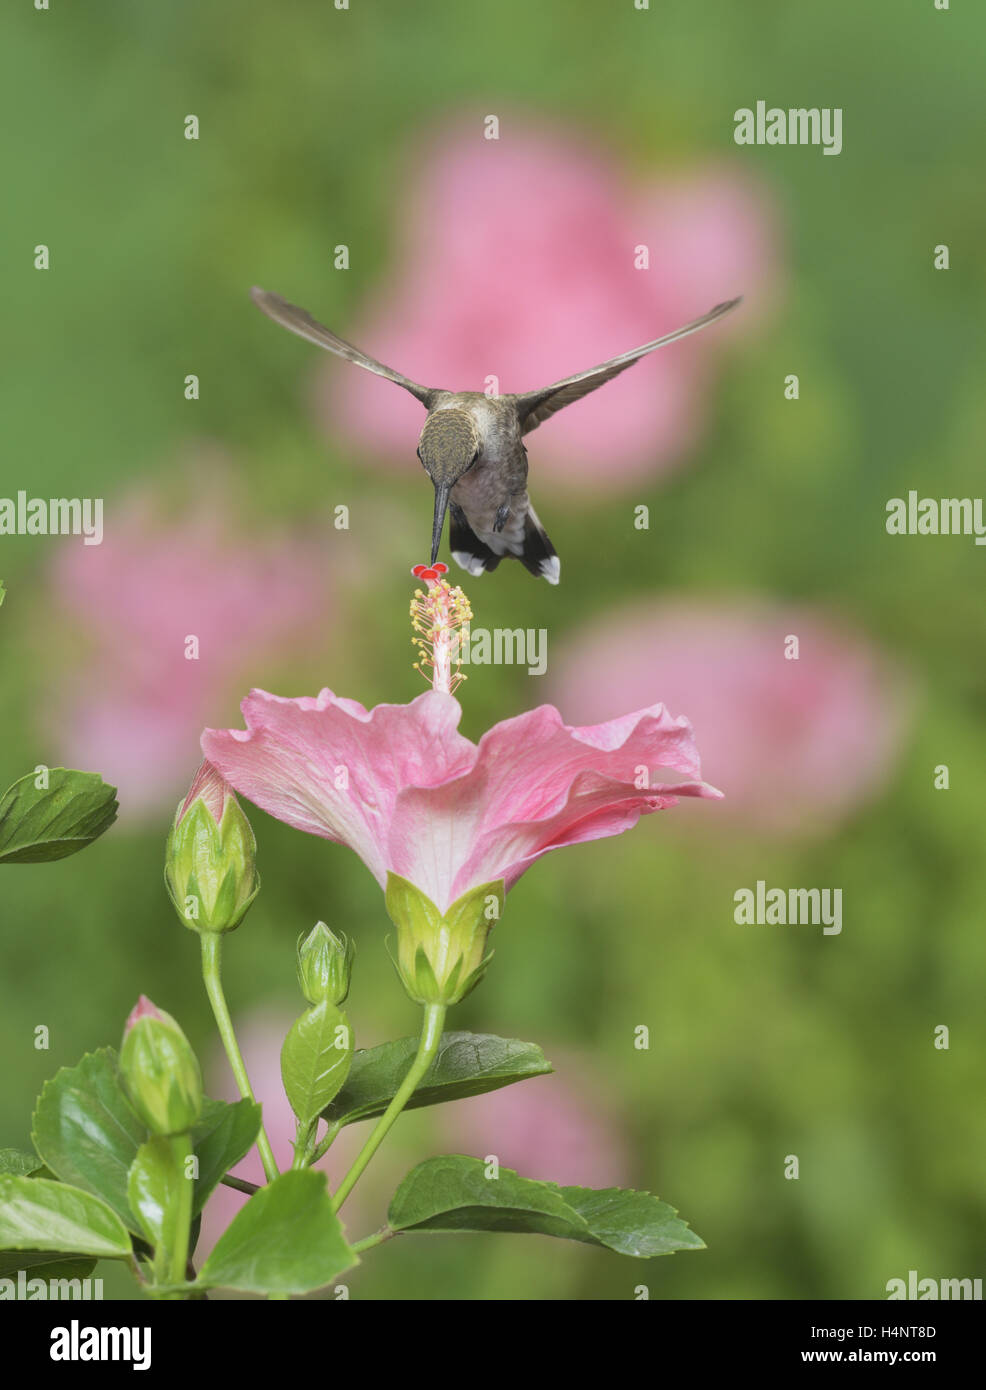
281, 1002, 353, 1126
0, 768, 117, 863
32, 1048, 145, 1233
0, 1251, 97, 1283
558, 1185, 706, 1257
387, 1157, 704, 1258
190, 1098, 261, 1216
0, 1149, 44, 1177
324, 1031, 552, 1127
127, 1138, 182, 1249
197, 1170, 356, 1294
0, 1177, 132, 1259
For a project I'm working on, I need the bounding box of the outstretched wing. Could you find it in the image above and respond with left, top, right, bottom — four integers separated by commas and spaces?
250, 287, 435, 406
514, 297, 741, 434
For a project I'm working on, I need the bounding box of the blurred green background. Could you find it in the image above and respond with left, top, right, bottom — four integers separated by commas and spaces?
2, 0, 984, 1300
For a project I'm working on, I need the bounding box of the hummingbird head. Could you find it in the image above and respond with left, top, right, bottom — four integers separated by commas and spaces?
417, 410, 481, 564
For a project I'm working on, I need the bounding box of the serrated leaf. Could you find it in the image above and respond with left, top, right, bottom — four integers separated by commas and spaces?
31, 1048, 145, 1233
190, 1098, 261, 1216
0, 1251, 97, 1283
324, 1031, 552, 1127
388, 1156, 704, 1258
0, 1177, 131, 1259
0, 1149, 44, 1177
558, 1185, 705, 1257
0, 768, 117, 863
281, 1002, 353, 1127
388, 1156, 590, 1240
197, 1170, 356, 1294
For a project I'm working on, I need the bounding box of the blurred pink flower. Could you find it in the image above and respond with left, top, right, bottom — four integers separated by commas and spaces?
436, 1049, 630, 1190
47, 477, 332, 819
548, 599, 912, 837
198, 1010, 370, 1259
202, 687, 721, 914
316, 122, 778, 486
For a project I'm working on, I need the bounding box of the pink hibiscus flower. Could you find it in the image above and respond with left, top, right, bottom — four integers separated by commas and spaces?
201, 687, 720, 915
316, 121, 778, 486
201, 571, 721, 1003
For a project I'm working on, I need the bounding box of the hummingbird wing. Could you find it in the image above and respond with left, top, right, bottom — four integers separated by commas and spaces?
514, 297, 741, 434
250, 288, 435, 405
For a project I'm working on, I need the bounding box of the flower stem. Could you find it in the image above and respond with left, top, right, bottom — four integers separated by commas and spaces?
199, 933, 279, 1184
331, 1003, 446, 1213
167, 1134, 194, 1288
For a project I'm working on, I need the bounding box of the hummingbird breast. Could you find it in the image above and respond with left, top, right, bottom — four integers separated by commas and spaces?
434, 392, 530, 554
451, 461, 529, 555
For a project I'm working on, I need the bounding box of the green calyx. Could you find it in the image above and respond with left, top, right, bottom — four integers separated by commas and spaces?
164, 793, 260, 934
384, 874, 504, 1007
119, 1010, 203, 1138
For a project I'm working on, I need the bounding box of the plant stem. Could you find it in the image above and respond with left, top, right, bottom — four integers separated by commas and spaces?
310, 1120, 342, 1164
291, 1119, 317, 1170
200, 933, 279, 1184
351, 1227, 396, 1255
220, 1173, 259, 1196
168, 1134, 194, 1288
331, 1002, 446, 1213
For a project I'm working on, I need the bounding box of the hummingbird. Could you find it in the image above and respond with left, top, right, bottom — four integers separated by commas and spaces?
250, 287, 741, 583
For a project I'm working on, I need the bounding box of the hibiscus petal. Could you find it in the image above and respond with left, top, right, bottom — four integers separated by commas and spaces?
387, 702, 719, 909
202, 688, 477, 888
453, 769, 720, 899
470, 702, 706, 823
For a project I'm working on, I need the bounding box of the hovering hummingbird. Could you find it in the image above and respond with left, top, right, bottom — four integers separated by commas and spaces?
250, 287, 741, 583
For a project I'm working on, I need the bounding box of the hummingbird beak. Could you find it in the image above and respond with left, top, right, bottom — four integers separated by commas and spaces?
430, 480, 451, 566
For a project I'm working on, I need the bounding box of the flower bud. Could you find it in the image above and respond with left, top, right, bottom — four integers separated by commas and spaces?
165, 762, 260, 934
385, 874, 503, 1006
119, 995, 203, 1137
296, 922, 354, 1006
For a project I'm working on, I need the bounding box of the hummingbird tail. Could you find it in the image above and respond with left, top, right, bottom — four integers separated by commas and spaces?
449, 502, 560, 584
449, 509, 503, 578
517, 504, 560, 584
